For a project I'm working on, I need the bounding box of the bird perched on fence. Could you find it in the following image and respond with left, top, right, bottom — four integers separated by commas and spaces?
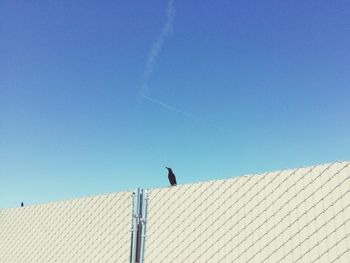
166, 167, 177, 186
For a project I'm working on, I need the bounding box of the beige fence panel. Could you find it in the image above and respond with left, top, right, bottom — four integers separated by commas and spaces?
0, 191, 132, 263
1, 161, 349, 263
145, 161, 350, 263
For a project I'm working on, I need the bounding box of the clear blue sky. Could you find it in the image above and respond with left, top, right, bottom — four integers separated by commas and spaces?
1, 0, 349, 209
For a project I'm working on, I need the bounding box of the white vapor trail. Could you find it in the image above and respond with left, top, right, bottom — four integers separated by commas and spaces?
140, 2, 225, 132
140, 0, 175, 96
143, 95, 226, 131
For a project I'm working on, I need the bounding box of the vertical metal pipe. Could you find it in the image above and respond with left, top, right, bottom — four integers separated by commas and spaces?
136, 189, 143, 261
130, 188, 148, 263
139, 189, 148, 263
130, 188, 140, 263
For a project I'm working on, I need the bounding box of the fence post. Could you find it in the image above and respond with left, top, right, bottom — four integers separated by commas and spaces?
130, 188, 148, 263
139, 189, 148, 263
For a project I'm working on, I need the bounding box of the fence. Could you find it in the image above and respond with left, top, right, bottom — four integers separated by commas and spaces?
0, 192, 132, 262
145, 161, 350, 262
1, 161, 349, 262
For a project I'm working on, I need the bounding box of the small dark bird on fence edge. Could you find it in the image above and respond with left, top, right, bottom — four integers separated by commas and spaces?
166, 167, 177, 186
21, 202, 24, 207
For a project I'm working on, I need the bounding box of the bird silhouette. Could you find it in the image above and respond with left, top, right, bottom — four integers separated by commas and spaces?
166, 167, 177, 186
21, 202, 24, 207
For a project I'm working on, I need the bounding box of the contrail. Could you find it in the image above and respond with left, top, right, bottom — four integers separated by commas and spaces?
139, 2, 225, 132
140, 0, 175, 96
143, 95, 226, 132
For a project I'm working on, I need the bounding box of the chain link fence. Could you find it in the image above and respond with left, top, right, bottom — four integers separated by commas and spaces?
145, 162, 350, 262
0, 191, 131, 262
1, 161, 349, 262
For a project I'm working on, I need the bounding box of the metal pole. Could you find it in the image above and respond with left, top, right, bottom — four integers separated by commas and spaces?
130, 188, 140, 263
130, 188, 148, 263
136, 189, 143, 261
139, 189, 148, 263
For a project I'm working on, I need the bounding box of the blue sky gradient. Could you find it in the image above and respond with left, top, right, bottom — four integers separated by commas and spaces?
1, 0, 349, 208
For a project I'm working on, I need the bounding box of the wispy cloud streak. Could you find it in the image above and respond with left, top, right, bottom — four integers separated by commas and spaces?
140, 2, 225, 132
143, 95, 226, 131
140, 0, 175, 96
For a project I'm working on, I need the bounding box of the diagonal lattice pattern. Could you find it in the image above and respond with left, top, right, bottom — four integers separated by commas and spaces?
0, 191, 131, 263
1, 161, 349, 262
145, 161, 350, 262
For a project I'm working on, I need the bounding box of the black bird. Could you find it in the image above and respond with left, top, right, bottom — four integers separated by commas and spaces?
166, 167, 177, 186
21, 202, 24, 207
